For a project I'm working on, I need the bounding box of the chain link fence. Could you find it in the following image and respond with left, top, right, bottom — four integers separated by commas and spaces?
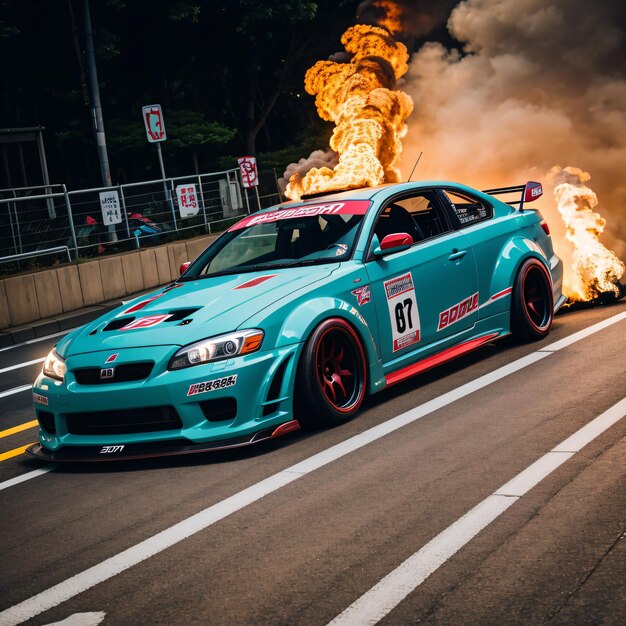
0, 168, 282, 276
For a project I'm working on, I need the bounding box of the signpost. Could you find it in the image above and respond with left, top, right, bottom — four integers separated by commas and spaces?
237, 156, 261, 211
141, 104, 177, 229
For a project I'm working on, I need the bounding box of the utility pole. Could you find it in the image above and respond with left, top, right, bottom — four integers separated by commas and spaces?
83, 0, 117, 241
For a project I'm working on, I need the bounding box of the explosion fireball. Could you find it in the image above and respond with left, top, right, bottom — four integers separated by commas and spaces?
283, 0, 625, 304
284, 25, 413, 200
549, 167, 625, 301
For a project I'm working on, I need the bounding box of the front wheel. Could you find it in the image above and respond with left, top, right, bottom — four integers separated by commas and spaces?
295, 318, 367, 428
511, 259, 554, 341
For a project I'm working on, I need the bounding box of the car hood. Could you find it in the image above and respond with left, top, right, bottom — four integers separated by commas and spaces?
57, 266, 336, 357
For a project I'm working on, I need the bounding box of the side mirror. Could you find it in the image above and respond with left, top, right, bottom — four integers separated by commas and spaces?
179, 261, 191, 276
373, 233, 413, 257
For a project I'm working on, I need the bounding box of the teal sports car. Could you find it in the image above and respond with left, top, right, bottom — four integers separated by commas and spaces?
28, 180, 564, 461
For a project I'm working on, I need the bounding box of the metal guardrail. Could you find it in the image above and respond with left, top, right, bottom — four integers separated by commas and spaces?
0, 245, 72, 265
0, 167, 282, 276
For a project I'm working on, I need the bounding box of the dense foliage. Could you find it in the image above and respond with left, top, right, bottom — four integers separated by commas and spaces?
0, 0, 355, 190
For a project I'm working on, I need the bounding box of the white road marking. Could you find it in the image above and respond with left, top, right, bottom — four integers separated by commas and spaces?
43, 612, 106, 626
0, 311, 623, 624
0, 466, 57, 493
539, 311, 626, 352
0, 358, 44, 374
328, 396, 626, 626
0, 384, 32, 399
0, 329, 71, 353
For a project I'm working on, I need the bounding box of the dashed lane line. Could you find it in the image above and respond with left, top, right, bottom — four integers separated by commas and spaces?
0, 465, 57, 493
0, 385, 32, 400
0, 311, 623, 626
0, 358, 44, 374
0, 420, 38, 439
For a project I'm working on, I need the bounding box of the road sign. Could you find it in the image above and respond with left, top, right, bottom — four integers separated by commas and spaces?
237, 156, 259, 188
99, 190, 122, 225
142, 104, 167, 143
176, 184, 200, 218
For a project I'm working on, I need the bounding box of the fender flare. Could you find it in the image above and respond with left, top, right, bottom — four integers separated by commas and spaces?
276, 297, 385, 395
488, 236, 553, 304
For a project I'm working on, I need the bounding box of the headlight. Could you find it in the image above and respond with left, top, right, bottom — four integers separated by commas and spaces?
43, 349, 67, 381
168, 329, 264, 370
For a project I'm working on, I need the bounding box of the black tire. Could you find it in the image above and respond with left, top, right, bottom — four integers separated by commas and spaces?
511, 258, 554, 341
295, 318, 367, 428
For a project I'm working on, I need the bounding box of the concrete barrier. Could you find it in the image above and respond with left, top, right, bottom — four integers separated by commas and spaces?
139, 249, 159, 289
0, 230, 227, 330
77, 260, 105, 306
4, 274, 39, 326
0, 280, 11, 328
56, 265, 84, 312
120, 252, 144, 295
33, 271, 63, 318
99, 256, 126, 301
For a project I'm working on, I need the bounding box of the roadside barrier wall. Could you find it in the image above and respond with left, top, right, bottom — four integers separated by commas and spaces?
0, 233, 217, 330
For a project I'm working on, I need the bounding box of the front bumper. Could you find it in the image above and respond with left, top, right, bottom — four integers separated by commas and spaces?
31, 343, 302, 460
26, 420, 300, 462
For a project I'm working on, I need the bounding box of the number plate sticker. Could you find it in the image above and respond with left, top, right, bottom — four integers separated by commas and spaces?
384, 272, 421, 352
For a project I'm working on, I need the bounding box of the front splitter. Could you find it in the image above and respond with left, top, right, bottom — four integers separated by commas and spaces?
26, 420, 301, 462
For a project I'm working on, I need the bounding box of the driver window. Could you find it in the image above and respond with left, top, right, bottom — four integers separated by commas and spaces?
374, 192, 451, 246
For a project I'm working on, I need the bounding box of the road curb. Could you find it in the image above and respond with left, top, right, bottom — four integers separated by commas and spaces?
0, 287, 159, 347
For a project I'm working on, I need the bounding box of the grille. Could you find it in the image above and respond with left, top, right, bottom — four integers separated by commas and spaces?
37, 411, 56, 434
66, 406, 182, 435
199, 397, 237, 422
73, 362, 154, 385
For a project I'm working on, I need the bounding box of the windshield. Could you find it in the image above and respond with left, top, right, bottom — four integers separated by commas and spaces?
183, 201, 369, 279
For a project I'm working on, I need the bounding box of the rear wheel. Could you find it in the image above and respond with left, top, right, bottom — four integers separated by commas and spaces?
295, 318, 367, 428
511, 259, 553, 341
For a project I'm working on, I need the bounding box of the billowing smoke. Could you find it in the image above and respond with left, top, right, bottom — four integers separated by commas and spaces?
401, 0, 626, 288
278, 150, 338, 195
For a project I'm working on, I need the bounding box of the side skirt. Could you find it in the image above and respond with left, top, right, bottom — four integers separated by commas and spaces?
384, 332, 501, 388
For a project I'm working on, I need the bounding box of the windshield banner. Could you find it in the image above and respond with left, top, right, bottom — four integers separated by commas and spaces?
229, 200, 371, 231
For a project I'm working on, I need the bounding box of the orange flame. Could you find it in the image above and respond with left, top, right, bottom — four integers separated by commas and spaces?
373, 0, 403, 36
549, 166, 625, 301
284, 25, 413, 200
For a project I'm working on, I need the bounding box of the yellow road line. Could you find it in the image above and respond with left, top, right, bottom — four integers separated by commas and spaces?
0, 443, 33, 462
0, 420, 38, 439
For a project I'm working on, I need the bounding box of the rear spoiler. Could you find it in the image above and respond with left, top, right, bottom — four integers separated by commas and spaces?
482, 181, 543, 211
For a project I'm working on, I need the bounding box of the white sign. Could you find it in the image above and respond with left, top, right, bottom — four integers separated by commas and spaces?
142, 104, 166, 143
384, 272, 421, 352
237, 156, 259, 188
99, 190, 122, 226
176, 184, 200, 217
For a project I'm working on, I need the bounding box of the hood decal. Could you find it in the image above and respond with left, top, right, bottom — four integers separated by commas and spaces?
234, 274, 277, 289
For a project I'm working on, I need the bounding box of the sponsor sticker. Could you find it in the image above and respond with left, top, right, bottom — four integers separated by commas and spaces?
351, 285, 371, 306
438, 292, 479, 331
187, 375, 238, 396
105, 353, 118, 364
229, 200, 370, 231
384, 272, 421, 352
33, 392, 48, 406
335, 243, 348, 256
120, 314, 172, 331
100, 445, 125, 454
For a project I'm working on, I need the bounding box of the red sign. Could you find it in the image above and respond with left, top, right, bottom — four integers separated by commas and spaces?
237, 156, 259, 188
142, 104, 167, 143
229, 200, 371, 231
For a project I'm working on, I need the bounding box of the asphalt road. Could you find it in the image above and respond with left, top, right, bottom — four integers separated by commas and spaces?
0, 302, 624, 625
